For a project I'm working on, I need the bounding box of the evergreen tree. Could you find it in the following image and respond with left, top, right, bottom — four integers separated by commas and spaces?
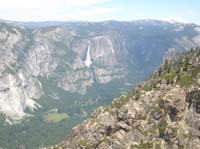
183, 57, 189, 71
164, 59, 169, 72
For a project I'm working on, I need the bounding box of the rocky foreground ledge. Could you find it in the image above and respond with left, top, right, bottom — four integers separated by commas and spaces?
51, 48, 200, 149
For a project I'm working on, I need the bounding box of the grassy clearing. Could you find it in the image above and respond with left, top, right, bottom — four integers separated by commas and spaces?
44, 112, 69, 123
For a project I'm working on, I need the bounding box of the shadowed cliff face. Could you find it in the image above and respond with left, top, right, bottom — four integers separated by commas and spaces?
1, 20, 200, 122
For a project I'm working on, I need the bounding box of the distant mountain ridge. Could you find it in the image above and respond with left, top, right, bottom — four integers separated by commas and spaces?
1, 18, 197, 28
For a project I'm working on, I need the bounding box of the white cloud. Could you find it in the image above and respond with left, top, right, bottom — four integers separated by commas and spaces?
0, 0, 113, 21
0, 0, 111, 9
58, 0, 111, 7
61, 7, 115, 20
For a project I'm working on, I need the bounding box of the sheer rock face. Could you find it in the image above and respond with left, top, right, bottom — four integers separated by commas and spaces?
0, 73, 42, 121
0, 23, 43, 121
1, 20, 200, 121
59, 49, 200, 149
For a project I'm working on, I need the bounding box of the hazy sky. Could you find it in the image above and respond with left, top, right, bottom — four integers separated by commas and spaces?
0, 0, 199, 23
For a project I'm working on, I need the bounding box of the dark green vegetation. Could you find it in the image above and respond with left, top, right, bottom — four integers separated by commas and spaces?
0, 77, 130, 149
0, 113, 81, 149
157, 47, 200, 88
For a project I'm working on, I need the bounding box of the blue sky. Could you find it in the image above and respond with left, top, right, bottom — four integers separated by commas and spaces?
0, 0, 199, 23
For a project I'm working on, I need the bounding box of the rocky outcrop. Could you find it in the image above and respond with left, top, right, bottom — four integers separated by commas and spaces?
56, 48, 200, 149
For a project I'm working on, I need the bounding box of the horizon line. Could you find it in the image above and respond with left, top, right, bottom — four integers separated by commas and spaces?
0, 18, 199, 25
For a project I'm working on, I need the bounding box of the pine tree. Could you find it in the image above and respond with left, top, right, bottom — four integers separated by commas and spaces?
183, 57, 189, 71
164, 59, 169, 72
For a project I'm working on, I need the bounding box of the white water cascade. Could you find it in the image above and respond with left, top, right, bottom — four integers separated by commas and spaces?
84, 41, 92, 67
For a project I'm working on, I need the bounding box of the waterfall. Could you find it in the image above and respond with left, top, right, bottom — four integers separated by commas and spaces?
84, 41, 92, 67
83, 41, 96, 81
